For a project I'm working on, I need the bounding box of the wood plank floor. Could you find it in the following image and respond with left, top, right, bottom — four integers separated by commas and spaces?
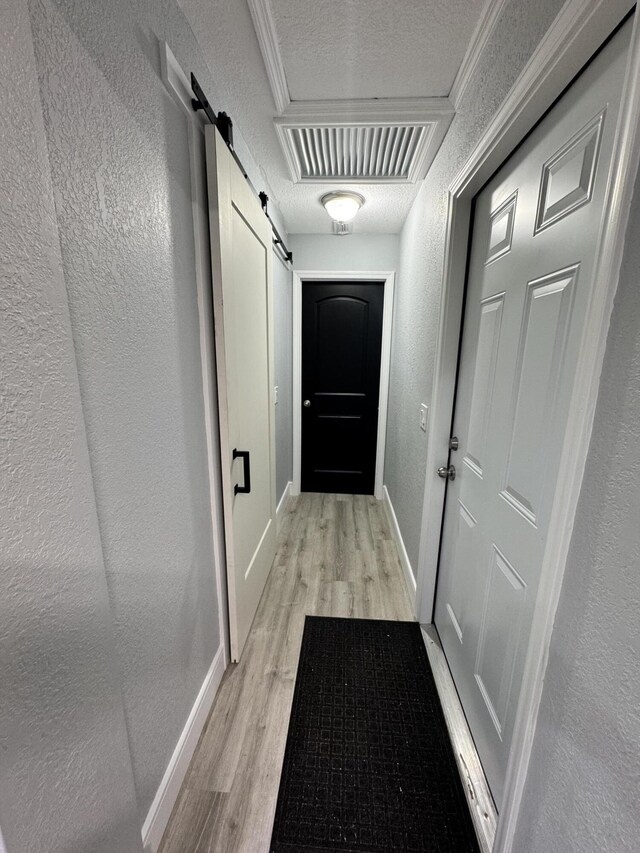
159, 492, 414, 853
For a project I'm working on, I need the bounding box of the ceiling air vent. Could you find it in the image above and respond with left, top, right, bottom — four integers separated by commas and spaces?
290, 125, 425, 181
274, 100, 454, 185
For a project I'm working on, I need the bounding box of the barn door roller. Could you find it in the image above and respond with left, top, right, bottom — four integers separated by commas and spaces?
191, 72, 293, 265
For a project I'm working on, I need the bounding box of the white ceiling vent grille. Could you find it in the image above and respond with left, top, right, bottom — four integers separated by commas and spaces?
288, 125, 426, 182
274, 100, 454, 185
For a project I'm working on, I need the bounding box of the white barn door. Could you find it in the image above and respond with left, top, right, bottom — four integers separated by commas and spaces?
435, 22, 630, 807
206, 125, 277, 662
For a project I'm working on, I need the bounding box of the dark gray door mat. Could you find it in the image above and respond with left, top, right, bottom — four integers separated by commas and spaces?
270, 616, 480, 852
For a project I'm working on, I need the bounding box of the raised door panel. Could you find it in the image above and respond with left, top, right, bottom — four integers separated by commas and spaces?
535, 112, 604, 232
485, 192, 517, 265
443, 500, 478, 645
474, 547, 527, 740
311, 415, 365, 474
314, 296, 369, 393
464, 294, 504, 479
229, 208, 272, 588
500, 267, 577, 527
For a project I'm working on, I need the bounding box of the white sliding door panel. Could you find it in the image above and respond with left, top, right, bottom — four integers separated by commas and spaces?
206, 126, 277, 661
435, 21, 631, 806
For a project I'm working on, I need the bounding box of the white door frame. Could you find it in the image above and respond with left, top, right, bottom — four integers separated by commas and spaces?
291, 270, 395, 501
415, 1, 640, 851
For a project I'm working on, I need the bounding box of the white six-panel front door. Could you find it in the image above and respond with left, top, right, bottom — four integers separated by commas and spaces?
435, 21, 630, 807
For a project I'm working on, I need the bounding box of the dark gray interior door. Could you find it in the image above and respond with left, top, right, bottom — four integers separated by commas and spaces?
301, 281, 384, 495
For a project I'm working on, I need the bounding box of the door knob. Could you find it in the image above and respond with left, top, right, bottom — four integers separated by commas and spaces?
303, 399, 311, 408
437, 464, 456, 481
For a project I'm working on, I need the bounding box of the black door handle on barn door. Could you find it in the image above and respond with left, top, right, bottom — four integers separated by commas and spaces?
233, 448, 251, 495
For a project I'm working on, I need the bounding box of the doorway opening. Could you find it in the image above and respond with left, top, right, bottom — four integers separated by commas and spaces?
436, 17, 631, 808
292, 270, 395, 500
414, 5, 640, 853
301, 280, 383, 495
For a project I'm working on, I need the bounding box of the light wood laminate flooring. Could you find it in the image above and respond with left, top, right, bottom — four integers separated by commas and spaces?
159, 492, 414, 853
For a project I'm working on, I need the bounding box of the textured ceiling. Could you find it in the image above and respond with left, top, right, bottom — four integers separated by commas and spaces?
271, 0, 485, 101
177, 0, 487, 234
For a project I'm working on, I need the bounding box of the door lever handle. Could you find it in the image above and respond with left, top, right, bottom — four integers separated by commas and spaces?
437, 465, 456, 481
233, 448, 251, 495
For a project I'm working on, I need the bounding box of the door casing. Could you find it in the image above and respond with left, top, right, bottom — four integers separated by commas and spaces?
415, 1, 640, 851
292, 270, 395, 501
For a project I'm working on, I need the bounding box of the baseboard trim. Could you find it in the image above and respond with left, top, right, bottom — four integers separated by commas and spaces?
141, 645, 226, 852
421, 625, 497, 853
276, 480, 292, 530
382, 486, 417, 608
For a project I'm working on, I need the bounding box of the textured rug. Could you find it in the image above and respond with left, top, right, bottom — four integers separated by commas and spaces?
270, 616, 480, 852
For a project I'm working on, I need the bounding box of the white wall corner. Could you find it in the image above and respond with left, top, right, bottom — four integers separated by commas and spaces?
382, 486, 417, 610
277, 480, 292, 530
246, 0, 290, 114
141, 646, 226, 852
449, 0, 510, 108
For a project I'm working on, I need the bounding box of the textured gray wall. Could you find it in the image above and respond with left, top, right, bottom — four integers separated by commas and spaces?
384, 0, 566, 575
274, 253, 293, 503
0, 2, 143, 851
3, 0, 288, 837
511, 170, 640, 853
19, 0, 285, 827
27, 0, 220, 820
290, 233, 399, 271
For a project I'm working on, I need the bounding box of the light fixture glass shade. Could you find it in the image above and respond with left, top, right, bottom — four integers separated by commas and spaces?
321, 191, 365, 222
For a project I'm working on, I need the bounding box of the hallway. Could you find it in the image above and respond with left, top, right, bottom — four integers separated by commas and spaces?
4, 2, 640, 851
158, 493, 413, 852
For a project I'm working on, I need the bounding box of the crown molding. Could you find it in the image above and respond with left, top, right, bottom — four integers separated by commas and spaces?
449, 0, 510, 108
246, 0, 291, 114
249, 0, 506, 116
248, 0, 457, 185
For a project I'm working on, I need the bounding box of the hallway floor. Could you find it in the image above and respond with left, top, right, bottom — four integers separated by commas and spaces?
159, 492, 414, 853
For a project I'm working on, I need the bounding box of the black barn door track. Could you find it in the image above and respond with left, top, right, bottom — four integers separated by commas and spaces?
270, 616, 480, 853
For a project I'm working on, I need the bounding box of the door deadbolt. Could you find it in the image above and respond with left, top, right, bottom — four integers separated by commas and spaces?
437, 465, 456, 481
449, 436, 459, 451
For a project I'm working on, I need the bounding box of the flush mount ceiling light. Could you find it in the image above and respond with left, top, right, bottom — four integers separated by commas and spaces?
321, 191, 365, 223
